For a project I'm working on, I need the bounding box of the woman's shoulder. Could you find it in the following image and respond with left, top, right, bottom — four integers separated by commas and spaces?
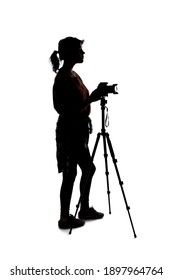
55, 68, 65, 78
72, 70, 81, 79
72, 71, 84, 84
54, 69, 67, 83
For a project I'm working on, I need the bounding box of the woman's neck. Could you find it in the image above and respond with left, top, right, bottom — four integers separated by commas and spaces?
61, 61, 75, 74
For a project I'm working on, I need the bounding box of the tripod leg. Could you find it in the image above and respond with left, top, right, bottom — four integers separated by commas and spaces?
106, 133, 137, 238
69, 133, 101, 234
102, 132, 111, 214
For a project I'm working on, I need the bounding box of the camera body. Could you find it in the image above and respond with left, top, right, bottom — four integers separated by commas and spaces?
98, 82, 118, 96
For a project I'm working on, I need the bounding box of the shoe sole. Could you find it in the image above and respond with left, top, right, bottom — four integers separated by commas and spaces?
58, 220, 85, 229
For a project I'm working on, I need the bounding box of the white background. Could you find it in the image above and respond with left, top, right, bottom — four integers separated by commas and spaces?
1, 0, 173, 279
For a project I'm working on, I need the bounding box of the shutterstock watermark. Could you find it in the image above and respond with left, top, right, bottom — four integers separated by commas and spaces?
10, 266, 94, 276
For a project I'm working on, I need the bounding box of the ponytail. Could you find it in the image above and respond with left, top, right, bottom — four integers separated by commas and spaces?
50, 50, 59, 73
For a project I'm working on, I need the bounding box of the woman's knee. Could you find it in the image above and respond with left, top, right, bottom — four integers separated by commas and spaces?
82, 162, 96, 177
91, 163, 96, 176
63, 166, 77, 183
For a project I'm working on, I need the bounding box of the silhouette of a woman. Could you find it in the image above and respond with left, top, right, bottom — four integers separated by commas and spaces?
50, 37, 104, 229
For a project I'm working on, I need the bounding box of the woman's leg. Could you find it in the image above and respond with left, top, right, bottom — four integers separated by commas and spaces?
78, 146, 96, 210
78, 145, 104, 220
60, 163, 77, 219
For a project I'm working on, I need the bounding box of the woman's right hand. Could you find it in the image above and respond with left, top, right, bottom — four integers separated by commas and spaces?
90, 87, 103, 102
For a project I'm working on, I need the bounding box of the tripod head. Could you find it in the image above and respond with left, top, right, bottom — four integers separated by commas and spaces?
98, 81, 117, 112
97, 82, 118, 128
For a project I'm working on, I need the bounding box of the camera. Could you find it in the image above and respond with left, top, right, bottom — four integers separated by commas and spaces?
98, 82, 118, 96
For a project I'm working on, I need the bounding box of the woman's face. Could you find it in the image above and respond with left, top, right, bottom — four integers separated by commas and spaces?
73, 45, 85, 64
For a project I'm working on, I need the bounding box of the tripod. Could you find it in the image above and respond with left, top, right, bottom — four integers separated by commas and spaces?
69, 96, 137, 238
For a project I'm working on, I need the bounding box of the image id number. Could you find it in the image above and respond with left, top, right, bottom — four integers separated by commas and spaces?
104, 266, 163, 276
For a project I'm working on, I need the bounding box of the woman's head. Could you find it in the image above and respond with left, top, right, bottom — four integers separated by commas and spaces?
50, 37, 84, 73
58, 37, 84, 60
